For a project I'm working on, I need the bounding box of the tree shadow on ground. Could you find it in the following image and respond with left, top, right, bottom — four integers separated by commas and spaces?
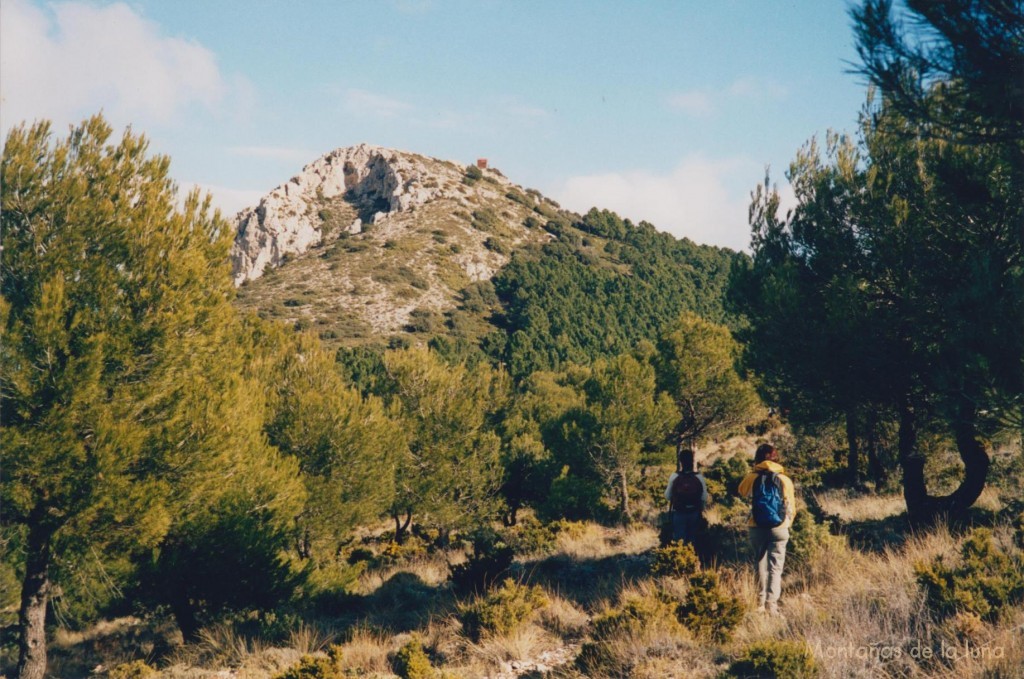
838, 505, 1004, 554
328, 571, 457, 635
512, 551, 652, 611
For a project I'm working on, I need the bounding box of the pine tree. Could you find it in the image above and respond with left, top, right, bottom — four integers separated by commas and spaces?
654, 313, 760, 446
0, 116, 277, 674
572, 354, 676, 523
381, 346, 507, 542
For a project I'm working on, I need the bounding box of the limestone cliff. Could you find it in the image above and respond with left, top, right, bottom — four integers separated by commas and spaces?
232, 144, 462, 285
231, 145, 565, 343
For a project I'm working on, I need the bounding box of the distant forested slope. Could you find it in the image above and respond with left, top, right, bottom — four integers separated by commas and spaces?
483, 208, 740, 379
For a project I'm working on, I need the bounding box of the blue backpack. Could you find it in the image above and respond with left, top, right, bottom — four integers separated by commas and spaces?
752, 472, 786, 527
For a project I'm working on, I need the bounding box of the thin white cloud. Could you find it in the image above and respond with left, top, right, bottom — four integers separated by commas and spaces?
667, 91, 714, 117
556, 155, 769, 252
343, 88, 414, 118
0, 0, 230, 131
179, 181, 265, 219
667, 76, 788, 117
727, 76, 788, 100
228, 145, 316, 163
495, 96, 549, 120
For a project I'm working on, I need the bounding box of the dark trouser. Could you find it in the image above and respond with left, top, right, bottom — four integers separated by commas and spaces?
748, 525, 789, 608
672, 509, 702, 544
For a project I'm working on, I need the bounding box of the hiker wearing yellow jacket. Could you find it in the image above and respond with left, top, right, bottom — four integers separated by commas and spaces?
738, 443, 795, 616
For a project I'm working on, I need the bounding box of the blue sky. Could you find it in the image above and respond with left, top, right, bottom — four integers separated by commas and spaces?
1, 0, 870, 251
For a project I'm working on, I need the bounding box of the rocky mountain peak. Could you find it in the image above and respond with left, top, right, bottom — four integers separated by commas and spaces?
231, 144, 478, 285
231, 144, 559, 342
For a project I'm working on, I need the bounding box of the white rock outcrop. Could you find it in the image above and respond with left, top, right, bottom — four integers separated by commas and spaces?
231, 144, 452, 285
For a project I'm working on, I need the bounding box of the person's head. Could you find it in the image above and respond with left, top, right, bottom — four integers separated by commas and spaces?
677, 448, 695, 472
754, 443, 779, 464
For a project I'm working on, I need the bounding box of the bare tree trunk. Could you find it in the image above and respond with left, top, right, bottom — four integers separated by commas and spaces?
898, 402, 932, 524
898, 401, 991, 525
618, 471, 632, 525
393, 509, 412, 544
17, 522, 52, 679
845, 410, 860, 488
865, 410, 888, 488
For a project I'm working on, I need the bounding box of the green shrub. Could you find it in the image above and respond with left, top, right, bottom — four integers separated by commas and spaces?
676, 570, 744, 642
650, 541, 700, 578
406, 308, 442, 333
464, 164, 483, 182
537, 466, 604, 522
576, 593, 685, 678
392, 636, 435, 679
503, 515, 558, 555
375, 535, 428, 565
108, 660, 158, 679
702, 455, 750, 507
450, 529, 514, 592
459, 579, 549, 641
1013, 511, 1024, 549
915, 527, 1024, 621
484, 237, 510, 255
728, 640, 819, 678
273, 653, 342, 679
787, 509, 834, 564
506, 190, 533, 207
471, 208, 501, 233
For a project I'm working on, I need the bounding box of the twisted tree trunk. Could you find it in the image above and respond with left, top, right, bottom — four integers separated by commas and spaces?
17, 521, 52, 679
898, 401, 990, 524
845, 411, 861, 488
618, 471, 632, 525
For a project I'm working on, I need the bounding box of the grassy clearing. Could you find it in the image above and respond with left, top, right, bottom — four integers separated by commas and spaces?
27, 444, 1024, 679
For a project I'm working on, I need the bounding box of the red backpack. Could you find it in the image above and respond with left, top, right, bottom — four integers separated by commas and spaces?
670, 472, 703, 512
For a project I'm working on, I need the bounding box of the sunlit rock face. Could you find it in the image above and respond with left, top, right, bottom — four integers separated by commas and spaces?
231, 144, 456, 285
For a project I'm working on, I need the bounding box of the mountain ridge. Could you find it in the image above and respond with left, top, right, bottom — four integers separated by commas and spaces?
231, 145, 740, 369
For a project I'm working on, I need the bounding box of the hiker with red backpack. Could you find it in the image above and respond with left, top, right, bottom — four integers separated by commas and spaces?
664, 447, 709, 545
738, 443, 796, 616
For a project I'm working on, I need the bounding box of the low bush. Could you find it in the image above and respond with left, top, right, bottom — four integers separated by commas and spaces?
702, 455, 750, 507
915, 527, 1024, 621
464, 165, 483, 182
108, 660, 159, 679
484, 237, 509, 255
458, 579, 549, 641
375, 535, 428, 565
506, 190, 533, 207
787, 509, 835, 564
450, 529, 514, 592
650, 541, 700, 578
471, 208, 500, 233
273, 652, 342, 679
392, 636, 435, 679
676, 570, 744, 642
502, 515, 558, 555
728, 640, 819, 678
576, 593, 685, 678
537, 466, 604, 522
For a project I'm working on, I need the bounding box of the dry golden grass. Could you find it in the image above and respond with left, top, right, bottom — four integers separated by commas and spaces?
552, 523, 657, 560
815, 488, 908, 522
286, 621, 336, 655
537, 594, 590, 639
468, 623, 555, 671
38, 482, 1024, 679
333, 627, 393, 677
